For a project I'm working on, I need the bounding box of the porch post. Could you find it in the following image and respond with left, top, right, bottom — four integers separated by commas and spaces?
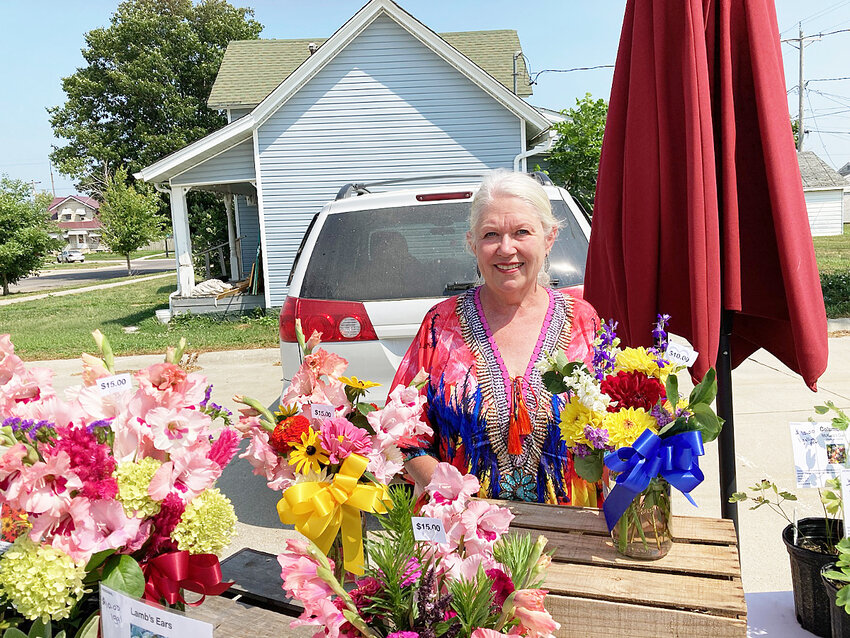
224, 195, 240, 281
168, 185, 195, 296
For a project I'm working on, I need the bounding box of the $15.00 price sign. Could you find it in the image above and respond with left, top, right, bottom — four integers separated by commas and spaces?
411, 517, 447, 543
97, 373, 133, 396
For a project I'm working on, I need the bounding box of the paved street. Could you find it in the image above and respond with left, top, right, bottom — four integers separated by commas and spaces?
8, 257, 174, 294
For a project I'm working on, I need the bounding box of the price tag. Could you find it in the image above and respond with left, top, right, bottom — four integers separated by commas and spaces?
307, 403, 335, 421
664, 342, 699, 367
0, 541, 10, 555
97, 373, 133, 396
411, 517, 447, 543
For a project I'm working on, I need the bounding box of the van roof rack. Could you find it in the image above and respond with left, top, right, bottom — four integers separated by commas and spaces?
334, 171, 555, 200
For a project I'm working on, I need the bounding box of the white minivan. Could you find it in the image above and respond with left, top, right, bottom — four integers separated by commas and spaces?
279, 174, 591, 402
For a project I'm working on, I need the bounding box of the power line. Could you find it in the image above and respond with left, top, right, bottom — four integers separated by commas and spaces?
809, 76, 850, 82
529, 64, 614, 85
780, 0, 850, 35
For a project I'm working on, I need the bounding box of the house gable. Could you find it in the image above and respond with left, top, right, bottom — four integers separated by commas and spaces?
256, 13, 526, 305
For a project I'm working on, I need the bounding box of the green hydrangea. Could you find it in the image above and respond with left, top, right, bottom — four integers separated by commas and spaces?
171, 488, 237, 555
114, 457, 162, 518
0, 538, 86, 621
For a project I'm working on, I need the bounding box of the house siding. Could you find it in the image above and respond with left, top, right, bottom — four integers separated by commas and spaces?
171, 140, 255, 186
234, 195, 260, 271
804, 188, 844, 236
256, 15, 523, 306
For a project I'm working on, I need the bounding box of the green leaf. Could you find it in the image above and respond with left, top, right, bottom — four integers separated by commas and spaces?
664, 374, 679, 410
541, 370, 568, 395
688, 368, 717, 406
573, 453, 604, 483
356, 402, 377, 416
84, 549, 115, 573
73, 613, 100, 638
824, 570, 850, 583
689, 403, 723, 443
3, 629, 28, 638
658, 416, 692, 437
729, 492, 748, 503
780, 492, 798, 501
101, 555, 145, 598
815, 405, 831, 414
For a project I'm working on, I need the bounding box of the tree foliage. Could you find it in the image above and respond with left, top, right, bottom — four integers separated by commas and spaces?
99, 167, 166, 274
0, 177, 62, 295
48, 0, 263, 189
547, 93, 609, 214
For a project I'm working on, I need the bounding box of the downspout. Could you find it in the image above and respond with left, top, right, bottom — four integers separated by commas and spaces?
513, 129, 556, 172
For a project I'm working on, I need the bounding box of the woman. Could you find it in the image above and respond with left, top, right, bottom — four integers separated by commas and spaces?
391, 170, 602, 506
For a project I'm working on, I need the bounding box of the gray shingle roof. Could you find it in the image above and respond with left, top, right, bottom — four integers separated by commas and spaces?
838, 162, 850, 178
207, 29, 532, 109
798, 151, 847, 189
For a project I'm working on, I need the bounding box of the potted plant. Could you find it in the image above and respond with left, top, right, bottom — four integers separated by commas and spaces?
731, 474, 844, 637
821, 537, 850, 638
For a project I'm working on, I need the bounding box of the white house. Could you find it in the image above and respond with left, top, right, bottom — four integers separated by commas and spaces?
48, 195, 106, 251
136, 0, 553, 313
798, 151, 846, 236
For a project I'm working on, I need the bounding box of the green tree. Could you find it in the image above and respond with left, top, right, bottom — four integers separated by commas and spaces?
0, 177, 62, 296
547, 93, 609, 214
99, 167, 166, 275
48, 0, 263, 187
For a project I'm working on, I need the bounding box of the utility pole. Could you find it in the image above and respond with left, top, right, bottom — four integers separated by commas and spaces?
49, 162, 56, 197
782, 24, 820, 151
27, 180, 41, 197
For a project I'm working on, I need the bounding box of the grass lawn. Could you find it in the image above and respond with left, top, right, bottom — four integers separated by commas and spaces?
4, 278, 279, 361
813, 223, 850, 319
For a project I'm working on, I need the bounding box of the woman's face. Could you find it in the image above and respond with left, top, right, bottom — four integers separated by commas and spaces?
468, 194, 556, 300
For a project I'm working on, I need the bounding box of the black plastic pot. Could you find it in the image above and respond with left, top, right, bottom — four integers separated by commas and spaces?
821, 563, 850, 638
783, 517, 844, 638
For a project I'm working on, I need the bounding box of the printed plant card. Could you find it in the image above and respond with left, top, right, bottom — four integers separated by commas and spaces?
790, 422, 849, 488
100, 584, 212, 638
841, 470, 850, 539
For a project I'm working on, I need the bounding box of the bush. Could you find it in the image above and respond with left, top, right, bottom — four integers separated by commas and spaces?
821, 271, 850, 319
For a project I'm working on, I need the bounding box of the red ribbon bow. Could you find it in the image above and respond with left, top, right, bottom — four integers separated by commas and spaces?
141, 551, 233, 607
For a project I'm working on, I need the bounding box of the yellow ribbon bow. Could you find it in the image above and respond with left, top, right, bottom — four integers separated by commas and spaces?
277, 453, 391, 575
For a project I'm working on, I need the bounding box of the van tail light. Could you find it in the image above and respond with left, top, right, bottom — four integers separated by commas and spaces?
279, 297, 378, 343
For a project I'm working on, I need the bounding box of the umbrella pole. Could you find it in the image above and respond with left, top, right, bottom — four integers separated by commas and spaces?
717, 310, 739, 535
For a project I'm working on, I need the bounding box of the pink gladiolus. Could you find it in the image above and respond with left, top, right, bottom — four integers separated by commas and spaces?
366, 447, 404, 484
16, 451, 83, 518
471, 630, 513, 638
290, 598, 347, 638
304, 348, 347, 379
512, 589, 560, 638
80, 353, 110, 386
304, 330, 323, 353
277, 552, 334, 604
460, 500, 514, 550
426, 463, 480, 505
367, 384, 430, 450
145, 406, 211, 452
135, 363, 206, 409
319, 418, 371, 464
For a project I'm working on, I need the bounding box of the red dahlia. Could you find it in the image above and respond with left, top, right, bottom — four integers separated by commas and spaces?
600, 370, 665, 412
269, 415, 311, 454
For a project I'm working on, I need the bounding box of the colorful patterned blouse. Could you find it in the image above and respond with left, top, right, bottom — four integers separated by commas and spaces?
391, 287, 603, 506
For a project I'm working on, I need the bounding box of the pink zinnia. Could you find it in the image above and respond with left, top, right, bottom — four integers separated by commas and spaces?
319, 418, 371, 464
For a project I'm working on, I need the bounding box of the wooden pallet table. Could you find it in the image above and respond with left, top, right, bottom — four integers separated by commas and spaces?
503, 500, 747, 638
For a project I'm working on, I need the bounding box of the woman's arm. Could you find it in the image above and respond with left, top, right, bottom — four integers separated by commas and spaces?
404, 454, 439, 495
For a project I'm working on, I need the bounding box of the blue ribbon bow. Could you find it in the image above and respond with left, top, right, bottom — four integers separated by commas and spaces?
602, 428, 705, 532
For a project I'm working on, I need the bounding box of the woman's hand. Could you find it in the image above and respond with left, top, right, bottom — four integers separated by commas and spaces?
404, 454, 439, 495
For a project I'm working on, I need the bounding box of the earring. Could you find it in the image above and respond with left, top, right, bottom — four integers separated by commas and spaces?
544, 254, 550, 272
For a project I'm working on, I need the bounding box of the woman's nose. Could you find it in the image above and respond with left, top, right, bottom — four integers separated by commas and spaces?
497, 234, 515, 254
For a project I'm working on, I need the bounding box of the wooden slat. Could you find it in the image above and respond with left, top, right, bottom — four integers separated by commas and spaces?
543, 562, 747, 617
531, 527, 741, 578
499, 500, 738, 545
186, 596, 313, 637
545, 594, 747, 638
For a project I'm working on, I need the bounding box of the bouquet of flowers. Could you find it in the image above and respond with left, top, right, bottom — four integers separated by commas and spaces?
0, 332, 239, 636
235, 323, 430, 575
538, 315, 722, 557
277, 462, 559, 638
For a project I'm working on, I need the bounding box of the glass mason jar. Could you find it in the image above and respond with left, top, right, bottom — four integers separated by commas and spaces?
609, 477, 672, 560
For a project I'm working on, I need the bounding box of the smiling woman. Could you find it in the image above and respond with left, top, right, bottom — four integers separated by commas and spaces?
392, 170, 604, 506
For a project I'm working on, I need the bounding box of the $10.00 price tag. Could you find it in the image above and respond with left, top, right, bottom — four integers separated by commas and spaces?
97, 373, 132, 396
664, 342, 699, 367
411, 517, 447, 543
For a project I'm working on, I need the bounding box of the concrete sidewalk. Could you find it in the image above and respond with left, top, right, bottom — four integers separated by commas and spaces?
26, 336, 850, 635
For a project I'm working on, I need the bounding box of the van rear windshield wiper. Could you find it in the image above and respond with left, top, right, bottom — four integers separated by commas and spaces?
445, 281, 477, 292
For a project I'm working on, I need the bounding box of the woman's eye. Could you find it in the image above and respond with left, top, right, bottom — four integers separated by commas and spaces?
483, 231, 498, 238
516, 229, 530, 236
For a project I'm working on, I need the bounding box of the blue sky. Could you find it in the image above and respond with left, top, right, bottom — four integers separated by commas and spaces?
2, 0, 848, 198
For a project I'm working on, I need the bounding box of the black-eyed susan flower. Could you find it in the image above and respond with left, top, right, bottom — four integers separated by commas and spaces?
288, 429, 330, 475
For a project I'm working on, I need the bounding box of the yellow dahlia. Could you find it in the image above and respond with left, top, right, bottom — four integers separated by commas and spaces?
615, 347, 670, 381
604, 408, 658, 448
559, 397, 604, 447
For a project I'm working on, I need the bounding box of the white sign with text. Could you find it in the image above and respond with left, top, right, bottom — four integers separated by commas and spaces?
99, 584, 212, 638
307, 403, 335, 421
97, 373, 133, 396
790, 422, 849, 488
411, 517, 447, 544
664, 342, 699, 367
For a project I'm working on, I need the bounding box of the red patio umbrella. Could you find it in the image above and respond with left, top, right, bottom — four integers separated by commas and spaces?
585, 0, 829, 524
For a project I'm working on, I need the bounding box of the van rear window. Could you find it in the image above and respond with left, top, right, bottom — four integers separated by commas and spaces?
300, 201, 587, 301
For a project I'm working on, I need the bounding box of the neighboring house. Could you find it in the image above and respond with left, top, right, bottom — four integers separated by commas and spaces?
136, 0, 553, 312
839, 162, 850, 225
48, 195, 106, 251
797, 151, 846, 236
